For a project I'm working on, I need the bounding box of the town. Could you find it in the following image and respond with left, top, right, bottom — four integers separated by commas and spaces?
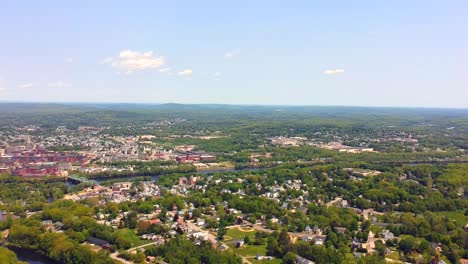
0, 104, 467, 264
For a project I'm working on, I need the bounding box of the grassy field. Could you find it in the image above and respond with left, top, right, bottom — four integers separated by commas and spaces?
435, 211, 468, 226
225, 227, 256, 242
233, 245, 267, 257
114, 228, 147, 247
225, 227, 275, 259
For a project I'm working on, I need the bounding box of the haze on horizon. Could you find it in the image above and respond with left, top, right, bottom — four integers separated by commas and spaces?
0, 1, 467, 108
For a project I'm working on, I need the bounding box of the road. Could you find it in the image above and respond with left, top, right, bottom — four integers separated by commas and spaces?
110, 224, 256, 264
109, 251, 132, 264
109, 241, 161, 264
127, 241, 161, 252
326, 197, 343, 208
186, 221, 233, 251
240, 221, 318, 240
187, 222, 253, 264
362, 209, 385, 221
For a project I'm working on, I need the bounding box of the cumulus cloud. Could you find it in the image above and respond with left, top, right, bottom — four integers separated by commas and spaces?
104, 50, 165, 73
224, 49, 240, 59
48, 81, 72, 88
18, 83, 34, 88
178, 69, 193, 76
323, 69, 345, 75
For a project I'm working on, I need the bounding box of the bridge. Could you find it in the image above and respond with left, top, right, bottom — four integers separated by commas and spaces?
67, 174, 98, 185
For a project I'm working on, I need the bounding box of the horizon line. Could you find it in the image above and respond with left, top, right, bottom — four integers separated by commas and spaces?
0, 100, 467, 110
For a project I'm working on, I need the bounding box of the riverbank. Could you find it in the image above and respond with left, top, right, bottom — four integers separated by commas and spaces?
1, 245, 56, 264
66, 166, 268, 185
4, 157, 468, 187
68, 158, 468, 185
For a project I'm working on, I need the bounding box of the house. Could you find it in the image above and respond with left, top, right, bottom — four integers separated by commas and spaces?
351, 238, 362, 249
200, 155, 216, 162
87, 237, 110, 249
41, 220, 53, 226
196, 218, 206, 226
353, 208, 363, 215
314, 236, 326, 246
431, 243, 443, 253
168, 230, 177, 237
255, 255, 273, 260
313, 225, 320, 233
142, 233, 158, 240
191, 231, 208, 241
41, 220, 55, 231
178, 177, 189, 185
235, 240, 245, 248
96, 213, 105, 220
340, 200, 349, 207
146, 256, 156, 263
296, 255, 315, 264
149, 219, 160, 225
334, 227, 347, 234
218, 244, 229, 251
381, 230, 394, 240
54, 222, 64, 230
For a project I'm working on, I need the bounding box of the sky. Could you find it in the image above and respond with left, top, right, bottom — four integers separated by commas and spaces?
0, 1, 467, 108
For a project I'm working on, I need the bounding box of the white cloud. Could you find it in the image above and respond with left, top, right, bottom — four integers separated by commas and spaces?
104, 50, 165, 73
48, 81, 72, 88
18, 83, 34, 88
323, 69, 345, 75
159, 67, 171, 73
224, 49, 240, 59
65, 57, 73, 63
178, 69, 193, 76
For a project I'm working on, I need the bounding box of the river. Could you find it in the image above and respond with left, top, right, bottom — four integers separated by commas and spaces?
4, 246, 57, 264
66, 166, 267, 186
65, 159, 468, 186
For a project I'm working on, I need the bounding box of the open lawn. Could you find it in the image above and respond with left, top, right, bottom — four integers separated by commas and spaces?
233, 245, 267, 257
225, 227, 256, 242
114, 228, 147, 247
435, 211, 468, 226
225, 227, 271, 258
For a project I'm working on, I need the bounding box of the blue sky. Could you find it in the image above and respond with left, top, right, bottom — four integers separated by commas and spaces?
0, 1, 467, 107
